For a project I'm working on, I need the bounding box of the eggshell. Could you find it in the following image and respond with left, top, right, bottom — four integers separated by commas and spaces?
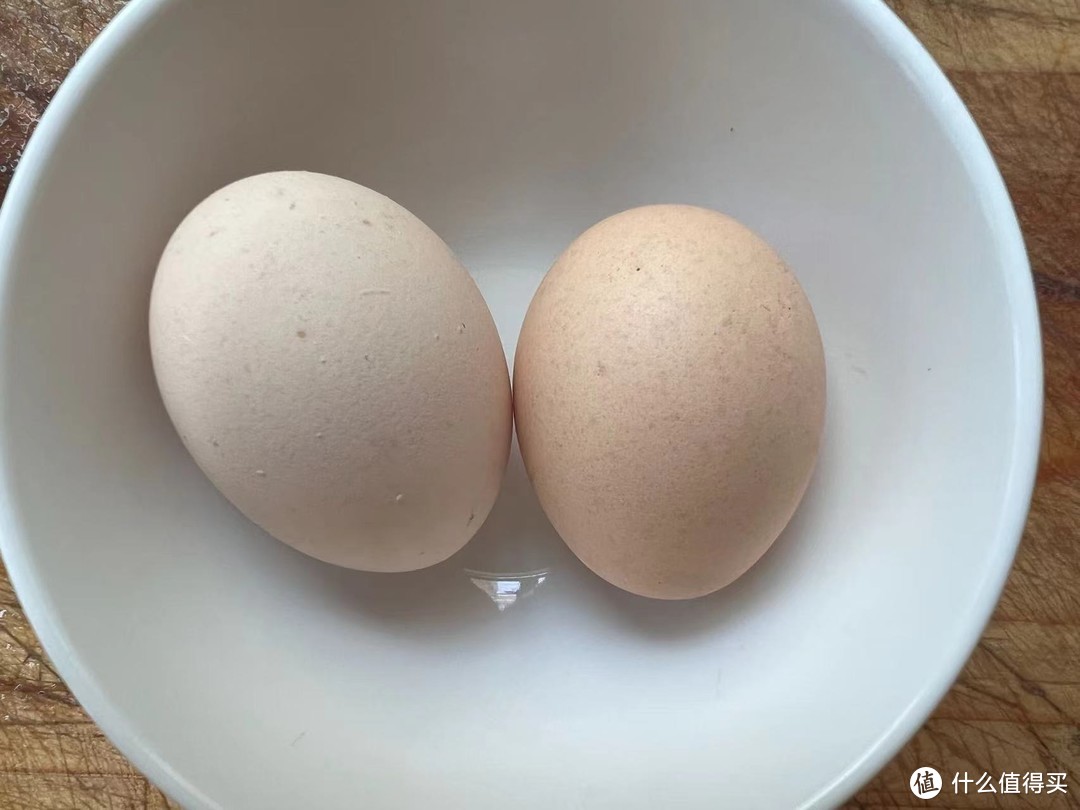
150, 171, 512, 572
513, 205, 825, 599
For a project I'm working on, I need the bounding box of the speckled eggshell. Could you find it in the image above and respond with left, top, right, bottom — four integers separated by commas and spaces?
150, 171, 512, 572
514, 205, 826, 599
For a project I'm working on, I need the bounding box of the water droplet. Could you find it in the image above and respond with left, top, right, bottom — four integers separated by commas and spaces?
467, 570, 549, 611
395, 493, 404, 503
255, 470, 266, 477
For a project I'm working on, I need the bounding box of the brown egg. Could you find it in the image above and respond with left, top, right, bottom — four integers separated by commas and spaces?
150, 171, 512, 572
514, 205, 825, 599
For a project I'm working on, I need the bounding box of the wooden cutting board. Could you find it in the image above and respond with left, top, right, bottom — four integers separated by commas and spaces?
0, 1, 1077, 808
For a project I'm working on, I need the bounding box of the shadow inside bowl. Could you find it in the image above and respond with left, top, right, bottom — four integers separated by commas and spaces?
278, 440, 580, 639
284, 422, 836, 649
574, 441, 833, 644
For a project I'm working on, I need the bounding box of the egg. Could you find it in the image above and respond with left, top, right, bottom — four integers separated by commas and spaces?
150, 171, 512, 572
514, 205, 825, 599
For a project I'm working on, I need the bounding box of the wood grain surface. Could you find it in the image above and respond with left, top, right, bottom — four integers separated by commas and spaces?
0, 1, 1077, 808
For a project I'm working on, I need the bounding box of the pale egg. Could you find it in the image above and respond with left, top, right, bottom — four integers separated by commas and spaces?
150, 172, 512, 572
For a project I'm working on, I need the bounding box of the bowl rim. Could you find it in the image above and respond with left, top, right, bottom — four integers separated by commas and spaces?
0, 0, 1043, 807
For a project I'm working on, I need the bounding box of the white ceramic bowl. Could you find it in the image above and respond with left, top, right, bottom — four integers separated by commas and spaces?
0, 1, 1041, 807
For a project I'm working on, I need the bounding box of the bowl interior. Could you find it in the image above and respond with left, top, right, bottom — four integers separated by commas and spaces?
0, 0, 1038, 807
